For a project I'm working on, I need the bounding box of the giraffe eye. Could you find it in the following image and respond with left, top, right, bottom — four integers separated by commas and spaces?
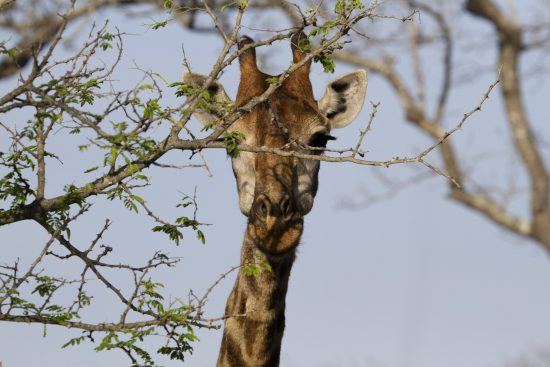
308, 133, 335, 148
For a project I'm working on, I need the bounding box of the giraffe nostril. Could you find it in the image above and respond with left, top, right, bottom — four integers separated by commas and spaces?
280, 195, 293, 220
255, 195, 295, 221
256, 195, 270, 218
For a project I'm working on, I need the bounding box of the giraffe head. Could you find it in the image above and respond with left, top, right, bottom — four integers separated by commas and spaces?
184, 33, 367, 255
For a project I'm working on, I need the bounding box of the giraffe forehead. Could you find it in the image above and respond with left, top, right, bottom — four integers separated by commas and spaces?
250, 96, 327, 141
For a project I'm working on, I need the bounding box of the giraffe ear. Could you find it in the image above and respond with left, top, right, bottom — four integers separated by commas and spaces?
318, 70, 367, 129
182, 72, 234, 126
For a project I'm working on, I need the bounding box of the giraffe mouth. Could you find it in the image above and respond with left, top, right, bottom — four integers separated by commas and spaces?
246, 216, 304, 255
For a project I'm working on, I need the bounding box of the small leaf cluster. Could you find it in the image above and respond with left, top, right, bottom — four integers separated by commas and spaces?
0, 44, 17, 60
90, 280, 199, 365
152, 224, 184, 245
221, 131, 246, 158
243, 253, 272, 277
40, 77, 104, 107
169, 81, 232, 124
152, 194, 206, 246
100, 32, 115, 51
1, 274, 89, 326
169, 82, 218, 109
334, 0, 365, 17
0, 150, 35, 208
314, 52, 336, 73
106, 185, 144, 213
96, 328, 158, 367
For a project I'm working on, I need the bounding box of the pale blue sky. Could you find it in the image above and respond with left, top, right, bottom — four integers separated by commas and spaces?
1, 2, 550, 367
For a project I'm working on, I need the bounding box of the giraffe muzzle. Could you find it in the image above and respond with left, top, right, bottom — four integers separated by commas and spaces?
248, 193, 304, 255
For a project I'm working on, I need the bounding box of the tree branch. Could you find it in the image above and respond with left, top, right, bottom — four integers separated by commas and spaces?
467, 0, 550, 246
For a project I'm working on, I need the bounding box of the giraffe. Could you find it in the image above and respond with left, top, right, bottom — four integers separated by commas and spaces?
183, 32, 367, 367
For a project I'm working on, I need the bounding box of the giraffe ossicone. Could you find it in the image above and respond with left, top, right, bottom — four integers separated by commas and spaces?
183, 32, 367, 366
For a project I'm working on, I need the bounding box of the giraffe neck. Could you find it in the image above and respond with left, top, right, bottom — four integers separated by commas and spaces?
216, 229, 296, 367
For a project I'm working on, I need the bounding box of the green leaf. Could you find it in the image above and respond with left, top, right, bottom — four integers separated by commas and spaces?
151, 19, 172, 30
261, 261, 272, 272
123, 197, 138, 212
143, 99, 160, 120
109, 146, 119, 166
197, 230, 206, 244
0, 47, 17, 60
101, 42, 112, 51
62, 336, 85, 348
243, 264, 260, 277
200, 120, 216, 131
84, 166, 99, 173
265, 76, 280, 85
